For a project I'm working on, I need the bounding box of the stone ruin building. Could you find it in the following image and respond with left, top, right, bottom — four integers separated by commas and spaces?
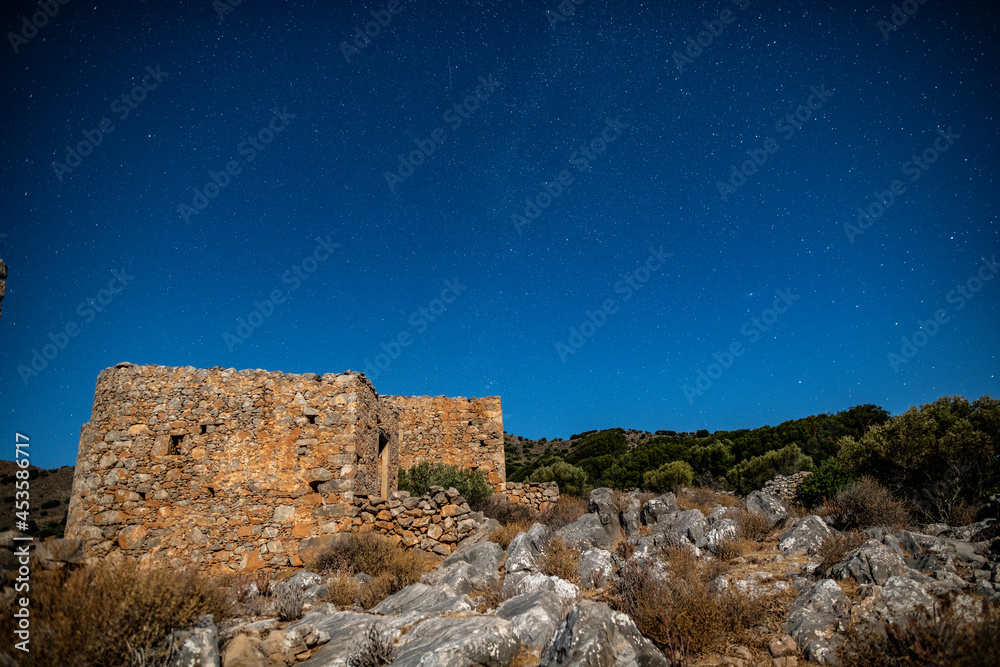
64, 362, 513, 570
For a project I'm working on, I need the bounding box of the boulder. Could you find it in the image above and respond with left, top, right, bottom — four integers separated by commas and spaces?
672, 509, 707, 543
33, 538, 83, 569
778, 516, 834, 554
784, 579, 849, 660
745, 491, 788, 529
830, 539, 906, 585
287, 570, 322, 589
370, 583, 471, 618
425, 541, 504, 593
168, 615, 221, 667
556, 513, 616, 551
620, 490, 643, 537
539, 600, 668, 666
641, 493, 678, 526
697, 518, 738, 554
496, 589, 567, 649
390, 616, 521, 667
503, 571, 580, 605
578, 548, 614, 588
292, 609, 393, 667
506, 523, 551, 574
588, 488, 624, 544
853, 576, 937, 626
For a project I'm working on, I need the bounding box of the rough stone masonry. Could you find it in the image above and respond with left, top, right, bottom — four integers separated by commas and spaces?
65, 363, 505, 570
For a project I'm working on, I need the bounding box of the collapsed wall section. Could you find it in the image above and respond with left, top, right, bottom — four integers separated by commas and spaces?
65, 363, 398, 571
385, 395, 505, 491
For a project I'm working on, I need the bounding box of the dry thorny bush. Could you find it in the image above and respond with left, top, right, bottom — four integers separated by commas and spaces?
733, 508, 772, 542
475, 495, 535, 526
608, 544, 793, 664
539, 495, 588, 531
825, 477, 910, 531
838, 594, 1000, 666
347, 622, 394, 667
308, 531, 430, 609
818, 530, 868, 575
540, 537, 581, 583
489, 521, 533, 549
0, 560, 230, 667
676, 487, 740, 515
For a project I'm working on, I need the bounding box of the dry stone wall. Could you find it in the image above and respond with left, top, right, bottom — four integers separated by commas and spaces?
386, 395, 506, 491
506, 482, 560, 514
762, 471, 812, 502
65, 363, 400, 571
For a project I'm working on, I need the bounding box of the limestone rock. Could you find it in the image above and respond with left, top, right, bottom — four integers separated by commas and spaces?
556, 513, 616, 551
778, 516, 834, 554
641, 493, 678, 526
579, 548, 614, 588
539, 600, 669, 666
168, 615, 220, 667
588, 488, 624, 544
221, 635, 266, 667
391, 615, 521, 667
698, 518, 738, 554
784, 579, 849, 660
496, 589, 567, 649
746, 491, 788, 529
672, 509, 707, 543
506, 522, 551, 574
831, 539, 906, 585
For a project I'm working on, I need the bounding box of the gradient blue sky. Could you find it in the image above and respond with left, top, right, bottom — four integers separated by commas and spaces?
1, 0, 997, 468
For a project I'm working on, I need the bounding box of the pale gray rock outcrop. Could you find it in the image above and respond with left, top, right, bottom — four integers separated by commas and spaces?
496, 589, 567, 649
830, 539, 906, 585
579, 548, 614, 588
556, 513, 616, 551
539, 600, 669, 667
640, 492, 677, 526
390, 615, 521, 667
697, 518, 738, 554
778, 515, 834, 554
745, 490, 788, 529
588, 488, 624, 544
168, 615, 220, 667
506, 522, 551, 574
784, 579, 850, 665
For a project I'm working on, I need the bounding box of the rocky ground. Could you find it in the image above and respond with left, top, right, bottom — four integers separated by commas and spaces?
111, 485, 1000, 667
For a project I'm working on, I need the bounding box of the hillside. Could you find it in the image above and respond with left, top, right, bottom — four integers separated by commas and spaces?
0, 462, 74, 537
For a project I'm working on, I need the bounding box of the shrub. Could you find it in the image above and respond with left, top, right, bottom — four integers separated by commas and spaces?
818, 530, 866, 574
347, 623, 394, 667
474, 495, 533, 525
734, 508, 771, 542
540, 537, 580, 583
838, 596, 1000, 666
833, 477, 909, 530
326, 571, 362, 608
397, 462, 493, 505
529, 459, 588, 496
644, 461, 695, 493
796, 458, 858, 508
688, 440, 735, 479
837, 395, 999, 524
725, 444, 813, 495
539, 495, 588, 531
307, 532, 427, 607
0, 562, 229, 667
274, 584, 305, 621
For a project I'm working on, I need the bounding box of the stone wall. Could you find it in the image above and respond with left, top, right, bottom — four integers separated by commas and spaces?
761, 471, 812, 502
65, 363, 400, 571
506, 482, 560, 514
386, 395, 506, 492
299, 486, 490, 561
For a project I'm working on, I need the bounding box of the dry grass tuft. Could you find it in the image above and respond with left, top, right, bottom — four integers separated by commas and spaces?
0, 561, 230, 667
539, 495, 588, 531
308, 532, 430, 608
326, 570, 363, 608
830, 477, 910, 531
475, 495, 535, 526
489, 521, 533, 549
818, 530, 867, 575
734, 508, 772, 542
676, 486, 740, 514
541, 537, 581, 583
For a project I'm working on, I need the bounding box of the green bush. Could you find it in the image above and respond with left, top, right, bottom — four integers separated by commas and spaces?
689, 440, 735, 478
529, 459, 588, 496
837, 395, 998, 523
725, 444, 813, 495
796, 458, 858, 508
643, 461, 694, 492
397, 462, 493, 505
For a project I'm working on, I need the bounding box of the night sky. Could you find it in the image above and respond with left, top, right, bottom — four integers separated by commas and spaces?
1, 0, 997, 468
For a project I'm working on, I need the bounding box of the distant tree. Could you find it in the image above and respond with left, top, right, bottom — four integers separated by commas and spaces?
695, 429, 710, 438
643, 461, 695, 492
838, 395, 997, 523
529, 458, 589, 496
689, 439, 735, 479
725, 444, 813, 495
796, 457, 858, 508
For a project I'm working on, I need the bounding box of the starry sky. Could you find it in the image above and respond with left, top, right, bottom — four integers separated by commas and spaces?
1, 0, 997, 468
